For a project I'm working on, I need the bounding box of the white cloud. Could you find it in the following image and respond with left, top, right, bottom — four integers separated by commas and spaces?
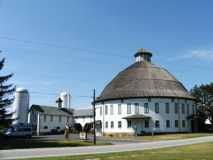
190, 49, 213, 60
167, 49, 213, 61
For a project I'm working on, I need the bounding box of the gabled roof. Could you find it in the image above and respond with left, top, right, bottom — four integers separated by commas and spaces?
73, 108, 93, 117
30, 105, 73, 116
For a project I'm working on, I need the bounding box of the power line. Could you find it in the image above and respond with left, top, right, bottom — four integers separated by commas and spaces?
0, 36, 129, 59
1, 36, 213, 71
30, 91, 92, 98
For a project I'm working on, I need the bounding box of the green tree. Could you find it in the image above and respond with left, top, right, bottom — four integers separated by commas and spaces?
0, 52, 15, 126
83, 123, 93, 140
190, 83, 213, 131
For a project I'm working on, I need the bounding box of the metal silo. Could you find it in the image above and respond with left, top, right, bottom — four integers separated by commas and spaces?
12, 88, 30, 124
60, 92, 71, 108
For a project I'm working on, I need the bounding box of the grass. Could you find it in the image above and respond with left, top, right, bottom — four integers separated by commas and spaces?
24, 142, 213, 160
0, 136, 111, 150
110, 132, 213, 141
1, 133, 212, 150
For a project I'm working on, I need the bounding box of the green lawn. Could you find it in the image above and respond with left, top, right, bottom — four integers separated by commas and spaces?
111, 133, 213, 141
0, 136, 110, 150
25, 142, 213, 160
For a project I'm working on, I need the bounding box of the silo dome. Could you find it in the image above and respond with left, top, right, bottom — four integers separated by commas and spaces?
97, 48, 194, 102
16, 88, 29, 93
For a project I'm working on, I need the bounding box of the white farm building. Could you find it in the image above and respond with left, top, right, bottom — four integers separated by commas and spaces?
11, 89, 93, 135
29, 105, 93, 135
74, 108, 93, 127
95, 49, 196, 136
29, 105, 74, 135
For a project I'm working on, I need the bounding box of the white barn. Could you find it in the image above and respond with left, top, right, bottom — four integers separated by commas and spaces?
29, 105, 94, 135
74, 108, 93, 128
95, 49, 196, 136
29, 105, 74, 135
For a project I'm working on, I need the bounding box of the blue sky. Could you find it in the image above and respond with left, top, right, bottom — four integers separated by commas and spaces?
0, 0, 213, 108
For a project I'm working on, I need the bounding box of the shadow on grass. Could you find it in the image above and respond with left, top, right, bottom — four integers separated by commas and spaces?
0, 135, 106, 150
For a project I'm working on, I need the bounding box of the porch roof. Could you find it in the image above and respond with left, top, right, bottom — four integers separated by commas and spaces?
123, 114, 151, 119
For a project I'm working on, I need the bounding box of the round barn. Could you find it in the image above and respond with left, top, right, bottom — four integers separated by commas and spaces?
95, 48, 195, 136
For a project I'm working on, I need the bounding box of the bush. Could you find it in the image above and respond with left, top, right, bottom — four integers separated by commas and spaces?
71, 123, 82, 133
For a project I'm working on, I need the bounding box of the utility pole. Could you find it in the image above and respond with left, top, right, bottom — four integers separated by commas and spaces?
93, 89, 96, 145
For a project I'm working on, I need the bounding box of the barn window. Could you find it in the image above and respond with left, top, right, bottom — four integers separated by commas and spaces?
145, 120, 149, 128
127, 104, 131, 114
118, 104, 122, 115
182, 120, 186, 128
165, 103, 170, 113
105, 121, 108, 128
127, 120, 132, 128
100, 106, 102, 116
182, 104, 185, 114
110, 105, 114, 115
155, 103, 159, 113
110, 121, 114, 128
175, 120, 179, 128
144, 103, 149, 114
155, 120, 160, 128
175, 103, 179, 114
187, 104, 190, 114
105, 105, 108, 115
118, 121, 122, 128
166, 120, 170, 128
135, 103, 139, 114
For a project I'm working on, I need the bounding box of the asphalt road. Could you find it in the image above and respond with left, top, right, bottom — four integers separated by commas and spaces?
1, 136, 213, 160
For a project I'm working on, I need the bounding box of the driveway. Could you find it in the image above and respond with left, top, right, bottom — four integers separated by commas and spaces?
36, 134, 141, 145
1, 136, 213, 160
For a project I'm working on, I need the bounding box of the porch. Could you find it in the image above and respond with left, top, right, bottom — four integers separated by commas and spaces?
123, 114, 152, 135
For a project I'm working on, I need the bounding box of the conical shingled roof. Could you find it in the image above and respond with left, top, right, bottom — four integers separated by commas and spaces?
96, 49, 194, 102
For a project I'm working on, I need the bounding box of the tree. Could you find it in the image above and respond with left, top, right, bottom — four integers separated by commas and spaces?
73, 123, 82, 133
0, 52, 15, 126
83, 123, 93, 140
190, 83, 213, 131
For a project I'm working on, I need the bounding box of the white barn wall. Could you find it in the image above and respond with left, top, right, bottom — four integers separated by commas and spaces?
75, 117, 93, 128
95, 98, 195, 135
38, 114, 71, 133
29, 110, 74, 134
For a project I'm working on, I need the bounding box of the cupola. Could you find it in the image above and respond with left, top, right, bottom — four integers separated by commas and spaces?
134, 48, 152, 62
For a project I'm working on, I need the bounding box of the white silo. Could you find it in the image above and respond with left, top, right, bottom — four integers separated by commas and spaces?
12, 88, 30, 124
60, 92, 71, 108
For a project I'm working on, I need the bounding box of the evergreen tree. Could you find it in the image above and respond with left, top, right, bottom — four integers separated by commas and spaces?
0, 54, 15, 125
